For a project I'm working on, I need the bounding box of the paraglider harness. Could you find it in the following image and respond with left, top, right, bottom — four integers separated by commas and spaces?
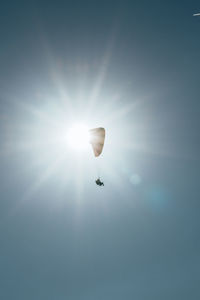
95, 178, 104, 186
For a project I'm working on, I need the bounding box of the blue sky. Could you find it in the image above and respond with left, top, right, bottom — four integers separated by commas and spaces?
0, 1, 200, 299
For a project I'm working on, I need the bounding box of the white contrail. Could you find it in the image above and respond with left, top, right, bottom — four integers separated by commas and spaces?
193, 13, 200, 16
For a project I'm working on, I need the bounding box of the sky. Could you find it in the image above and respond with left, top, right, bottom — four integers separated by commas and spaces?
0, 0, 200, 299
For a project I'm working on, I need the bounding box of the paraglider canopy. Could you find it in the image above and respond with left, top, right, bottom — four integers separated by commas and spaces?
89, 127, 105, 157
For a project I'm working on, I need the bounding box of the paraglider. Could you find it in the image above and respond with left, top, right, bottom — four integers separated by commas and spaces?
89, 127, 105, 186
89, 127, 105, 157
95, 178, 104, 186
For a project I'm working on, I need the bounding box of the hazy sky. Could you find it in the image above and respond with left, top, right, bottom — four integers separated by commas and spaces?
0, 1, 200, 299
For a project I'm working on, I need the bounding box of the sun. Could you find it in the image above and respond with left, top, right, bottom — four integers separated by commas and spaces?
67, 123, 90, 150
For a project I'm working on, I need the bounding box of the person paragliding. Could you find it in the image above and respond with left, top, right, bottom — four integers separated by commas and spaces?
95, 178, 104, 186
89, 127, 105, 187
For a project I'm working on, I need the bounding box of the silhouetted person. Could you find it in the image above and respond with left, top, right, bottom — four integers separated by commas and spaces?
95, 178, 104, 186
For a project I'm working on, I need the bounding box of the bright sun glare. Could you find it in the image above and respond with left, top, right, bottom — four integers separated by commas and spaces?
67, 124, 90, 150
6, 52, 148, 201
